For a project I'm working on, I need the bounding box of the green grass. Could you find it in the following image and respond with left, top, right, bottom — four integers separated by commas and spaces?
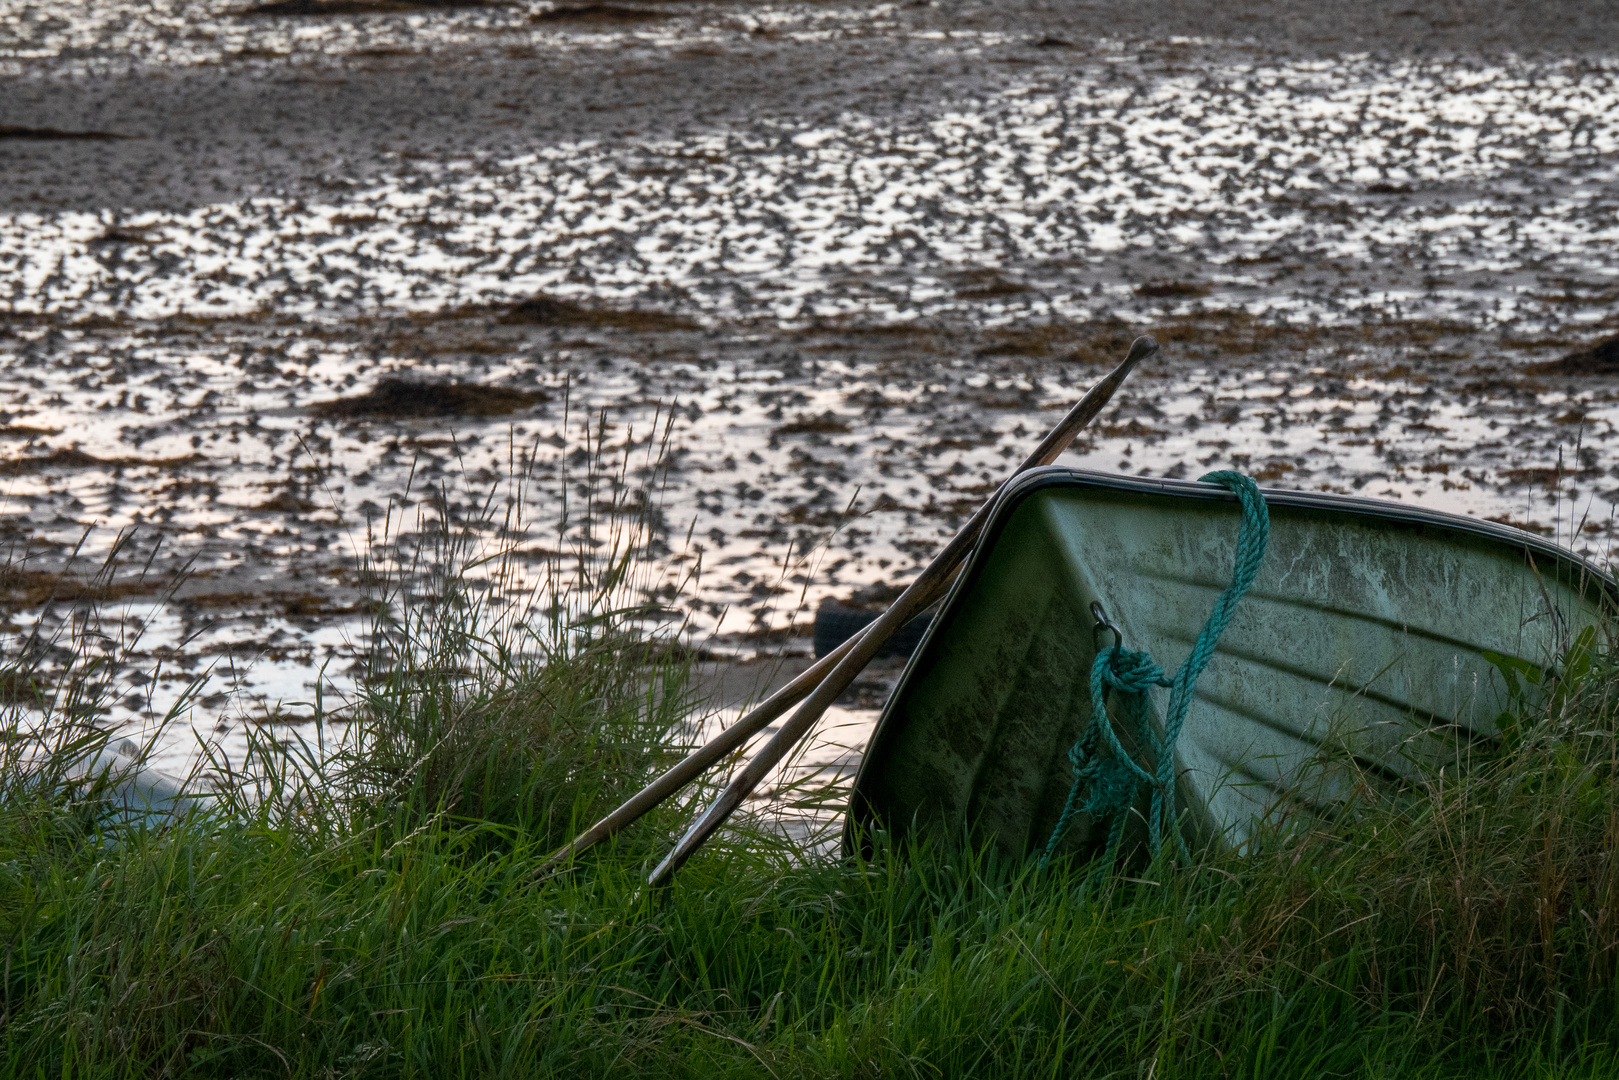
7, 462, 1619, 1076
9, 627, 1619, 1080
8, 693, 1619, 1080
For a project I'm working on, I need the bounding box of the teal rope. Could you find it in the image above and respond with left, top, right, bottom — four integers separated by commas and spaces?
1040, 471, 1270, 870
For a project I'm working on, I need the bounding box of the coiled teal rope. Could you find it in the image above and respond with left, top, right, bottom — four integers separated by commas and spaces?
1039, 471, 1270, 870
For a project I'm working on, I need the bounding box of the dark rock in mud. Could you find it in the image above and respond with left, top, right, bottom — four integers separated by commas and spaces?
813, 580, 941, 660
498, 294, 695, 331
813, 601, 932, 660
237, 0, 497, 15
310, 378, 549, 419
1525, 334, 1619, 377
0, 126, 126, 141
530, 4, 671, 24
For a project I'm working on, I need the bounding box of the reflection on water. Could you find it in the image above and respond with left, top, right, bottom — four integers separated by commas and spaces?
5, 53, 1618, 323
3, 2, 1618, 778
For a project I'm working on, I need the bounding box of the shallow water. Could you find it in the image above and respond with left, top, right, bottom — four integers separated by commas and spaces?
3, 0, 1618, 780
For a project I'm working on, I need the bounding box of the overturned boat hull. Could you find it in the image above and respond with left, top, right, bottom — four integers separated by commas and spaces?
847, 468, 1616, 861
67, 738, 193, 831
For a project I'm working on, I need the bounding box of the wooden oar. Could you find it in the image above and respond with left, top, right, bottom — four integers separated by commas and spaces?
541, 624, 896, 872
645, 334, 1159, 885
542, 334, 1154, 876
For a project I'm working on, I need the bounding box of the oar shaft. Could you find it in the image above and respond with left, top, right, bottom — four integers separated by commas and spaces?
543, 602, 897, 869
647, 335, 1158, 884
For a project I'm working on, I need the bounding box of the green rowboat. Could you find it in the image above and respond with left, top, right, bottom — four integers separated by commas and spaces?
846, 468, 1616, 862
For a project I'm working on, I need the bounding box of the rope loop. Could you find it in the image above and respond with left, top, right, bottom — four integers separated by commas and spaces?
1040, 471, 1269, 872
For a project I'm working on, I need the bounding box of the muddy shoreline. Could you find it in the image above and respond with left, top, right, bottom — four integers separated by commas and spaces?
3, 0, 1618, 770
7, 2, 1619, 214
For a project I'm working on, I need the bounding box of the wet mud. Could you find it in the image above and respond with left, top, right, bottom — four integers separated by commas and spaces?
2, 0, 1618, 779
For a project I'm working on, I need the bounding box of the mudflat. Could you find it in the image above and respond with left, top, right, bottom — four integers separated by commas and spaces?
2, 0, 1617, 767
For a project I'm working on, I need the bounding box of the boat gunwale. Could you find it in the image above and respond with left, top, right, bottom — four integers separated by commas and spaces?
844, 466, 1619, 846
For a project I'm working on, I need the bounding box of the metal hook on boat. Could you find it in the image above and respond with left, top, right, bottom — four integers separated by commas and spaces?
1090, 600, 1123, 659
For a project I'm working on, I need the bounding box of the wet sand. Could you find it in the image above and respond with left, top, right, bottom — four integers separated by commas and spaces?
3, 0, 1618, 778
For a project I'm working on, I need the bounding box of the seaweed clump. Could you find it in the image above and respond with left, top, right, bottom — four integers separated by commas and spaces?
311, 379, 548, 419
497, 293, 695, 331
0, 126, 127, 141
1526, 333, 1619, 377
237, 0, 498, 15
0, 448, 200, 477
530, 4, 671, 24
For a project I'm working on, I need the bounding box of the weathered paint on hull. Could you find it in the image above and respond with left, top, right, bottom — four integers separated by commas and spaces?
847, 469, 1615, 862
